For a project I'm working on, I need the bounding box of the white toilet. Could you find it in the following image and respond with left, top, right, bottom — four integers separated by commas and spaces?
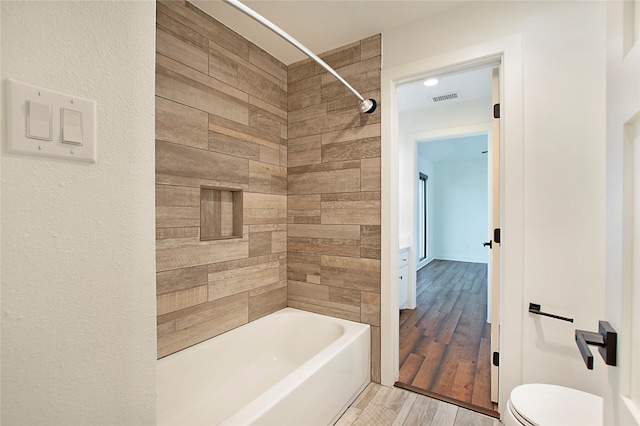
502, 383, 603, 426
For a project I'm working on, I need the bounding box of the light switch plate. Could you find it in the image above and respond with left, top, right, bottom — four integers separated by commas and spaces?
6, 79, 96, 163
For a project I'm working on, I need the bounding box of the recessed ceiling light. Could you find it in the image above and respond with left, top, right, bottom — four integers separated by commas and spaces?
424, 78, 439, 87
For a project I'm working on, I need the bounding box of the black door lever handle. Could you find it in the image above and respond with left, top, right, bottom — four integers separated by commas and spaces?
575, 321, 617, 370
483, 241, 493, 249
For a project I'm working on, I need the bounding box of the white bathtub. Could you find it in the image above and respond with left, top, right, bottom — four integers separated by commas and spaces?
157, 307, 371, 426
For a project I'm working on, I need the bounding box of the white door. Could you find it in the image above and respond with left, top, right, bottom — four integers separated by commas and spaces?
489, 66, 501, 403
604, 1, 640, 424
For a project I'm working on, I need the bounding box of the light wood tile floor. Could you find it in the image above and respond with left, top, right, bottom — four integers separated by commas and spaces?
335, 383, 502, 426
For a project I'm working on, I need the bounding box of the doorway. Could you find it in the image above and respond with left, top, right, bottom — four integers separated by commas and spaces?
392, 63, 499, 417
380, 35, 524, 414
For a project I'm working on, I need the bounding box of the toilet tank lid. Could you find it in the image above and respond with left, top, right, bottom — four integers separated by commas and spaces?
511, 384, 603, 426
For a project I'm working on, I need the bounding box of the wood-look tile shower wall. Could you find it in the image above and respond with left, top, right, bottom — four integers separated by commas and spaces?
286, 37, 382, 381
155, 1, 288, 358
155, 1, 382, 381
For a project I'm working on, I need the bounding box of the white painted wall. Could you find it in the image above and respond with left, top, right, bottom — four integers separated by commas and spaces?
383, 0, 607, 407
433, 158, 488, 263
1, 2, 157, 424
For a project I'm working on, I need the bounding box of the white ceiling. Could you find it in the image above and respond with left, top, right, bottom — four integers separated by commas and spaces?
397, 66, 493, 112
192, 0, 471, 65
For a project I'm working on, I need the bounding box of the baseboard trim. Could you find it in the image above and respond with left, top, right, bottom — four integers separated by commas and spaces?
432, 255, 488, 264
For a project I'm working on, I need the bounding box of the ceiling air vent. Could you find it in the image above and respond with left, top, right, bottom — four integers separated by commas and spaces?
432, 92, 460, 103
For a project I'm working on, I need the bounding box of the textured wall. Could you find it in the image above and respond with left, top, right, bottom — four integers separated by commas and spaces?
286, 36, 382, 381
155, 1, 288, 358
1, 1, 156, 424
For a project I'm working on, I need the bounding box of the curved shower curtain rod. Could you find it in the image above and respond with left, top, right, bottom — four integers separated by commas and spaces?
223, 0, 377, 114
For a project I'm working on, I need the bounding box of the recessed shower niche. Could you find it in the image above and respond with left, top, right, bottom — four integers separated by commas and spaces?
200, 186, 243, 241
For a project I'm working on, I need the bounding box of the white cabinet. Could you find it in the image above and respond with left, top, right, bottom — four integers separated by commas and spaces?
398, 247, 409, 309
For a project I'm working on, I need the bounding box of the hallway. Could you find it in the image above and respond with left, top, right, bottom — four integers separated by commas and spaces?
395, 260, 498, 417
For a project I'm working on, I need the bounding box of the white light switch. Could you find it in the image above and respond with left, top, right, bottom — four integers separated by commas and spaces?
6, 79, 97, 163
27, 100, 52, 141
61, 108, 83, 145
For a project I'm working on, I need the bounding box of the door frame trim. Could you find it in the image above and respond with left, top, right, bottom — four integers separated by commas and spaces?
380, 34, 524, 412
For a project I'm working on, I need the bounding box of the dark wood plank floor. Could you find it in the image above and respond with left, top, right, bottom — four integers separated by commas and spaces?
395, 260, 499, 418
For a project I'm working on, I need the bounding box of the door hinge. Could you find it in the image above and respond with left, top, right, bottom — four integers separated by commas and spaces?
493, 103, 500, 119
494, 228, 501, 244
493, 352, 500, 367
